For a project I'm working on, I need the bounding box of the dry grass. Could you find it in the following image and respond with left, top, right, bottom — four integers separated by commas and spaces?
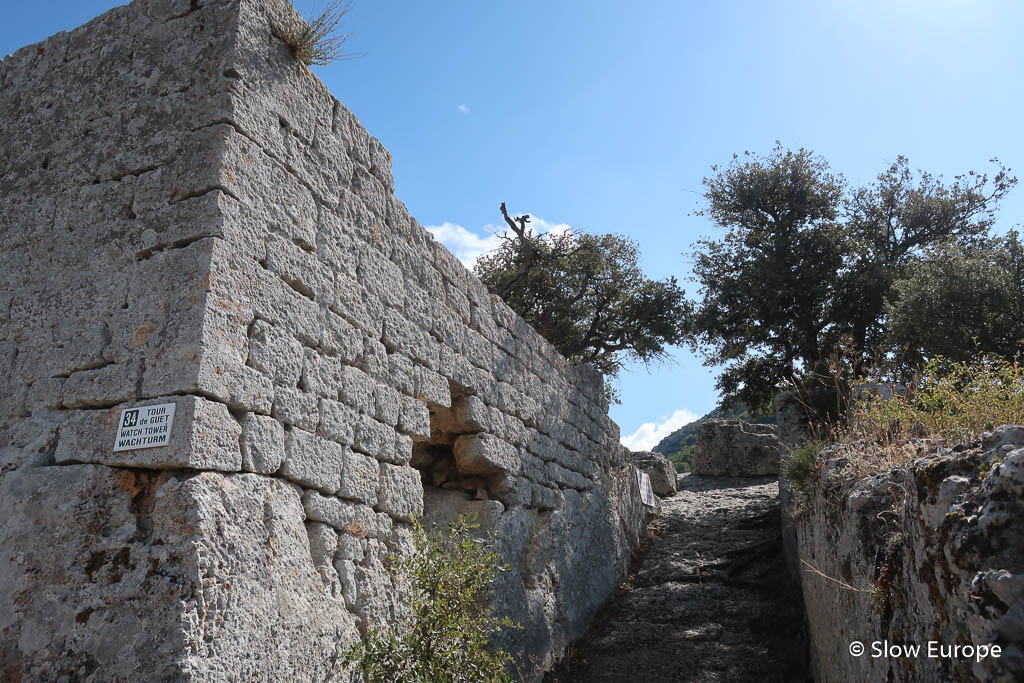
273, 1, 353, 67
846, 355, 1024, 446
787, 355, 1024, 494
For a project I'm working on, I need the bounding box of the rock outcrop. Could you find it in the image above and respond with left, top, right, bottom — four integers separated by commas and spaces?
788, 427, 1024, 682
693, 419, 782, 476
630, 450, 678, 496
0, 1, 648, 679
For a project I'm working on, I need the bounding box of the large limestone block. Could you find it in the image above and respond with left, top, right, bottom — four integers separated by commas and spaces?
173, 472, 360, 680
454, 433, 521, 476
54, 395, 242, 471
62, 362, 140, 409
0, 464, 192, 681
338, 448, 380, 505
377, 463, 424, 522
630, 450, 678, 496
240, 412, 285, 474
421, 487, 505, 535
0, 462, 360, 682
693, 419, 781, 476
248, 319, 304, 386
281, 427, 346, 494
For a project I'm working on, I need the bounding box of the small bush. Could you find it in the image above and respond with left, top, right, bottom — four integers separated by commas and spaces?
344, 514, 520, 682
783, 440, 825, 498
849, 355, 1024, 446
273, 1, 353, 67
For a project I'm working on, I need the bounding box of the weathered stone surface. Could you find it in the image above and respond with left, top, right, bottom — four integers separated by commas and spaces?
422, 487, 505, 534
353, 413, 392, 460
25, 377, 65, 412
240, 412, 284, 474
0, 465, 194, 681
62, 362, 140, 408
788, 430, 1024, 683
197, 350, 275, 414
339, 364, 375, 414
0, 464, 360, 682
629, 450, 678, 496
693, 419, 781, 476
373, 382, 401, 427
454, 433, 521, 476
281, 427, 345, 494
338, 448, 380, 505
176, 472, 361, 680
377, 463, 424, 522
303, 490, 383, 538
0, 0, 649, 677
306, 521, 340, 571
397, 395, 430, 439
248, 318, 304, 386
271, 385, 320, 432
319, 397, 357, 445
54, 395, 242, 471
301, 347, 344, 399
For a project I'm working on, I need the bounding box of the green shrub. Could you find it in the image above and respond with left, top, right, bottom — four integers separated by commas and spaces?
783, 440, 825, 498
344, 514, 520, 682
849, 355, 1024, 445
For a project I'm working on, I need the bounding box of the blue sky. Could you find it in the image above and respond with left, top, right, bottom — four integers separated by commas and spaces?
5, 0, 1023, 450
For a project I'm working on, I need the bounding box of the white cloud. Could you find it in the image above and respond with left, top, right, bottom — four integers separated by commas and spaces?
621, 408, 699, 452
457, 104, 471, 115
530, 216, 572, 238
425, 222, 502, 268
425, 215, 575, 269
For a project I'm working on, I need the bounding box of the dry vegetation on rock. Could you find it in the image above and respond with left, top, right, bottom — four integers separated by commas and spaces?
784, 354, 1024, 496
273, 1, 353, 66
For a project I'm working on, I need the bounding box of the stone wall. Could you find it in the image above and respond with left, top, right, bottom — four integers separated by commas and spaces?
0, 1, 648, 679
693, 419, 781, 476
788, 429, 1024, 682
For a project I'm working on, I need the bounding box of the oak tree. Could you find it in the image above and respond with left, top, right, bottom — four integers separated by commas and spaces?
685, 145, 1015, 410
474, 204, 688, 385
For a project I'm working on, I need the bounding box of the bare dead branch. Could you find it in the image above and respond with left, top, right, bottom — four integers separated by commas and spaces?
495, 202, 540, 299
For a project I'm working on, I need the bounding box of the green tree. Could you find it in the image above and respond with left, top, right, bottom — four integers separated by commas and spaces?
884, 231, 1024, 370
686, 146, 848, 411
685, 145, 1015, 411
474, 204, 688, 384
838, 157, 1014, 375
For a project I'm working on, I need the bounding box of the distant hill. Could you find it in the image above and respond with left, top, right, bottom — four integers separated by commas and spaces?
654, 403, 775, 472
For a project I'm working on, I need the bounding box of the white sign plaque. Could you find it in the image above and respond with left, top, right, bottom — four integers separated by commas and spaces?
636, 469, 656, 507
113, 403, 176, 452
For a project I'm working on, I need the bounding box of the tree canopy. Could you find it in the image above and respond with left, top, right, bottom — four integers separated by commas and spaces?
885, 231, 1024, 370
474, 204, 687, 385
684, 145, 1016, 411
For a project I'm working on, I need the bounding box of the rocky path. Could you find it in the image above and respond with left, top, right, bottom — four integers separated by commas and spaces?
547, 474, 806, 682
